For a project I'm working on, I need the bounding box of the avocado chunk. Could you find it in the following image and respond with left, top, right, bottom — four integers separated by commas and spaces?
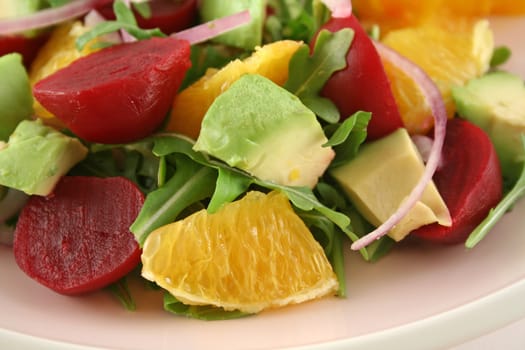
452, 71, 525, 182
193, 74, 335, 188
0, 0, 43, 19
199, 0, 265, 50
0, 119, 88, 196
0, 53, 33, 141
330, 128, 451, 241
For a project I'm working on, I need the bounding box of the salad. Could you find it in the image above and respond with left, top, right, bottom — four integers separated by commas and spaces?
1, 0, 525, 321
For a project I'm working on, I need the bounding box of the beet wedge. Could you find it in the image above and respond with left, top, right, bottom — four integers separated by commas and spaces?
316, 15, 404, 140
14, 176, 144, 295
412, 118, 503, 244
33, 37, 191, 144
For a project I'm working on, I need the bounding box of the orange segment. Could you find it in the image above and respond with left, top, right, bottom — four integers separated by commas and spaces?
141, 190, 338, 314
165, 40, 302, 140
380, 19, 494, 134
29, 21, 101, 125
353, 0, 525, 32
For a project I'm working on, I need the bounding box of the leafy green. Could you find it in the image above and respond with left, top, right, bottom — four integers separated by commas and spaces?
164, 293, 250, 320
207, 168, 252, 213
44, 0, 70, 7
130, 155, 217, 245
324, 111, 371, 168
284, 28, 354, 123
265, 0, 330, 42
466, 135, 525, 248
490, 46, 512, 68
70, 142, 159, 194
76, 0, 165, 51
180, 44, 244, 89
106, 276, 136, 311
132, 1, 152, 19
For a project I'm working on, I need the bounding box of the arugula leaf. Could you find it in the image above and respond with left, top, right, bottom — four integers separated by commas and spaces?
76, 0, 165, 51
164, 293, 250, 320
130, 155, 217, 245
132, 1, 152, 19
181, 44, 244, 89
466, 135, 525, 248
324, 111, 371, 168
106, 276, 136, 311
207, 168, 252, 213
284, 28, 354, 123
45, 0, 71, 7
71, 142, 160, 194
490, 46, 512, 68
265, 0, 329, 42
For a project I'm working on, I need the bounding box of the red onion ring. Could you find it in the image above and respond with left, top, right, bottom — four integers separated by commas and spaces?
171, 10, 251, 45
0, 0, 102, 35
320, 0, 353, 18
351, 42, 448, 251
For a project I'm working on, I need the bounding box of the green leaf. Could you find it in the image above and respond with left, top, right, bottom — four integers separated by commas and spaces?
325, 111, 371, 168
298, 210, 346, 297
130, 156, 217, 245
71, 143, 159, 194
490, 46, 512, 68
75, 0, 166, 51
147, 133, 364, 258
163, 293, 250, 320
45, 0, 71, 7
207, 168, 252, 213
265, 0, 329, 42
132, 1, 152, 19
106, 276, 136, 311
466, 135, 525, 248
284, 28, 354, 123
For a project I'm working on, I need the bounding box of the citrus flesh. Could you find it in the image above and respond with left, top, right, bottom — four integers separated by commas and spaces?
165, 40, 302, 140
29, 21, 101, 125
380, 19, 494, 134
141, 190, 338, 314
353, 0, 525, 32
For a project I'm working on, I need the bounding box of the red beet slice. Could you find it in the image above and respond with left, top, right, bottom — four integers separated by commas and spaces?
33, 37, 191, 144
316, 15, 404, 140
96, 0, 198, 35
0, 33, 49, 68
412, 118, 503, 244
13, 176, 144, 295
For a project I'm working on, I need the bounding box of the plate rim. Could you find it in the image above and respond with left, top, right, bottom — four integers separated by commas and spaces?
2, 278, 525, 350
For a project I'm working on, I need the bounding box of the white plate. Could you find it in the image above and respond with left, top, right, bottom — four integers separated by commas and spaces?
1, 16, 525, 350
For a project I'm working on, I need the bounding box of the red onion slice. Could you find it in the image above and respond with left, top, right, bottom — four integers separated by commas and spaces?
320, 0, 353, 18
351, 42, 448, 251
171, 10, 251, 45
0, 0, 101, 35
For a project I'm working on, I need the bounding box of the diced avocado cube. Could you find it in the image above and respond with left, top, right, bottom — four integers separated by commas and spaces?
452, 71, 525, 182
194, 74, 335, 188
330, 128, 451, 241
0, 53, 33, 141
0, 120, 88, 195
199, 0, 265, 50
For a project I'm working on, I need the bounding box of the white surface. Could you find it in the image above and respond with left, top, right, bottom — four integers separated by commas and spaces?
1, 16, 525, 350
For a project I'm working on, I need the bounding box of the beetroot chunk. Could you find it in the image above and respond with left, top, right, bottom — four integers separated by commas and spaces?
33, 37, 191, 144
412, 119, 503, 244
316, 15, 404, 140
13, 176, 144, 295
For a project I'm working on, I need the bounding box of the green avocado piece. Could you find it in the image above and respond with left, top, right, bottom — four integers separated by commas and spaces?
452, 71, 525, 182
0, 53, 33, 141
199, 0, 265, 50
0, 119, 88, 196
330, 128, 451, 241
193, 74, 335, 188
0, 0, 43, 19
